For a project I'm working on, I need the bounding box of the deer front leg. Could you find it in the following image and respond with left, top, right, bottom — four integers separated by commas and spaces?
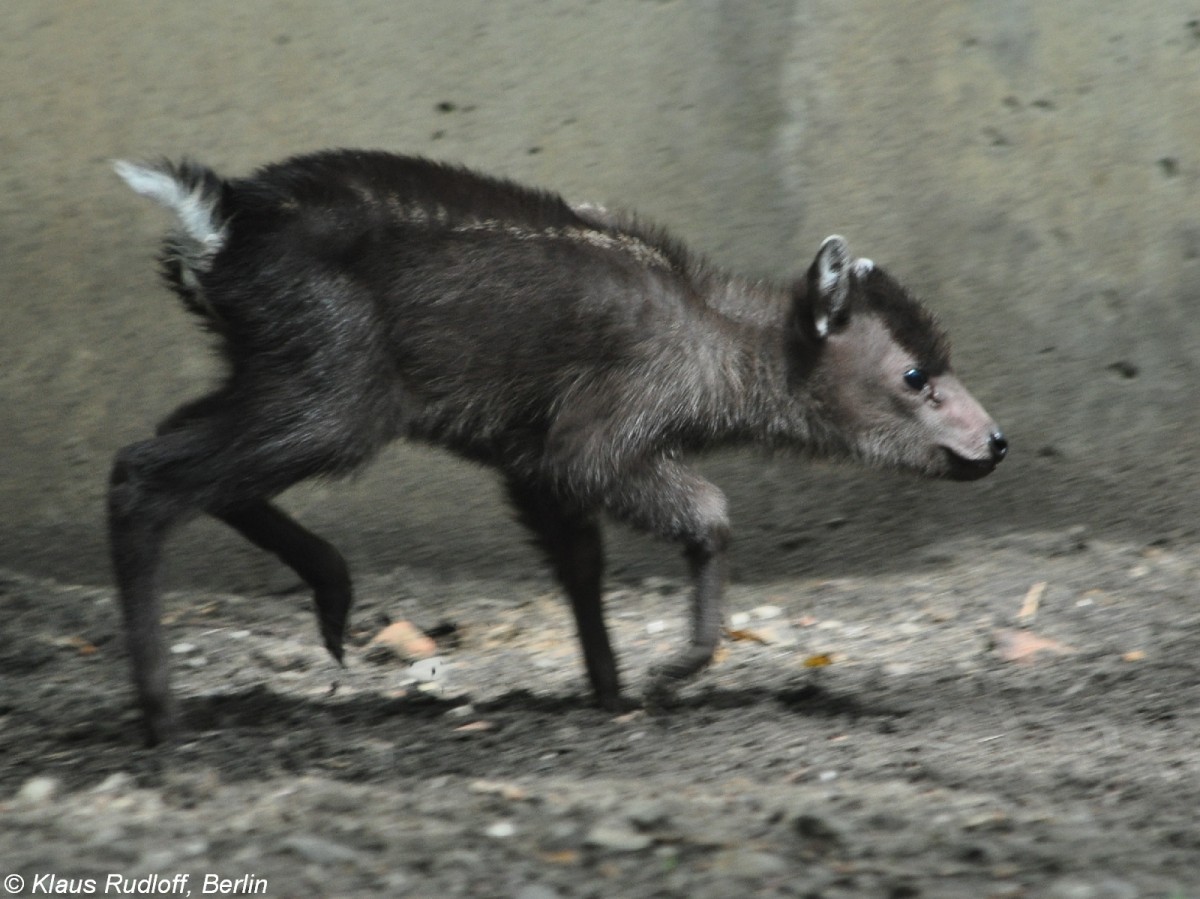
603, 457, 731, 703
646, 531, 729, 701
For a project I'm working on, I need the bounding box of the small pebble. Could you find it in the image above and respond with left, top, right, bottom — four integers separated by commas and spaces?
280, 835, 362, 865
408, 656, 446, 682
91, 772, 134, 793
486, 820, 517, 839
625, 799, 670, 829
585, 820, 653, 852
15, 776, 60, 804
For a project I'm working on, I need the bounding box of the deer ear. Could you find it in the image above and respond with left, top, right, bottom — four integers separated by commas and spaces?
808, 234, 852, 339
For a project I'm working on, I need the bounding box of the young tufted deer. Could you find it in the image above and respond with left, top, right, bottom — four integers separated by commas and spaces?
110, 149, 1006, 745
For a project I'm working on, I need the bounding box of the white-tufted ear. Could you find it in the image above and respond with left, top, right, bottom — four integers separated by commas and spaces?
809, 235, 852, 339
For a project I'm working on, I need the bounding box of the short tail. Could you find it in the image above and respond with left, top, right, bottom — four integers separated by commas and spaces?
114, 159, 229, 319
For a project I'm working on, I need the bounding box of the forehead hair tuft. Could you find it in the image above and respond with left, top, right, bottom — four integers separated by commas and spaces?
857, 267, 951, 373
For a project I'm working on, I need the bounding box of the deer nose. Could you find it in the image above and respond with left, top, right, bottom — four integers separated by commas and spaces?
988, 431, 1008, 462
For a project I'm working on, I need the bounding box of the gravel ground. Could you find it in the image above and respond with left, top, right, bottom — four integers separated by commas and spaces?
2, 525, 1199, 898
3, 5, 1197, 898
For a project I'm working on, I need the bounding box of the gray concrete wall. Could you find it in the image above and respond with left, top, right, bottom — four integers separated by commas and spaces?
4, 1, 1198, 588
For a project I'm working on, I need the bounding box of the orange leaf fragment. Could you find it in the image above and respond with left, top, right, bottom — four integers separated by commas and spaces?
368, 620, 438, 660
469, 780, 527, 801
727, 627, 770, 645
66, 635, 98, 656
803, 653, 834, 668
993, 628, 1075, 665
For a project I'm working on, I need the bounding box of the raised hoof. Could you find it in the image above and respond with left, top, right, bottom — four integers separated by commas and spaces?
318, 614, 348, 667
322, 633, 346, 667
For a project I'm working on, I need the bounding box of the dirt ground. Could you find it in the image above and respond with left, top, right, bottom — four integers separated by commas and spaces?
4, 3, 1200, 897
3, 514, 1199, 898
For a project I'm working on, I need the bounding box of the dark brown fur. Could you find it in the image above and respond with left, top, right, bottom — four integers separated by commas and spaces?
111, 149, 1005, 745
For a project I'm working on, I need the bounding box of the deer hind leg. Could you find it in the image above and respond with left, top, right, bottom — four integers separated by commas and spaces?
506, 478, 621, 709
214, 502, 351, 664
108, 433, 192, 747
109, 394, 361, 745
157, 393, 353, 664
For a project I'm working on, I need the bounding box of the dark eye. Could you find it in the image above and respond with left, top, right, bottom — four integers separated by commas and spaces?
903, 368, 928, 391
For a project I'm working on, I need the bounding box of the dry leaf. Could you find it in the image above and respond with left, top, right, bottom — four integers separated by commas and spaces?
993, 628, 1075, 664
1018, 582, 1046, 622
802, 653, 834, 668
727, 627, 770, 645
454, 720, 494, 733
1122, 650, 1146, 662
66, 636, 98, 656
53, 635, 99, 656
540, 849, 580, 865
469, 780, 527, 801
367, 620, 437, 661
